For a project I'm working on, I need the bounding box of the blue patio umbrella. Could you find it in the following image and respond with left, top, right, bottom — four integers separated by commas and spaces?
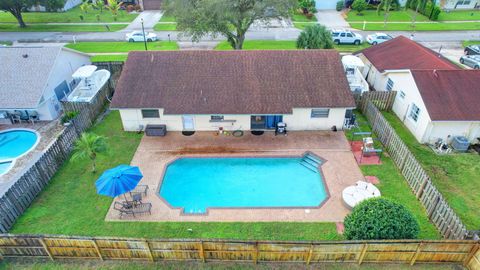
95, 165, 143, 198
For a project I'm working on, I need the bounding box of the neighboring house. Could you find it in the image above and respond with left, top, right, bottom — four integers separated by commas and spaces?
29, 0, 82, 11
390, 70, 480, 143
436, 0, 479, 9
0, 46, 91, 121
111, 50, 356, 132
355, 36, 458, 92
139, 0, 162, 10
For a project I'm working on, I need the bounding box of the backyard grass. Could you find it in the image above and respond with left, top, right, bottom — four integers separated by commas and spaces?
65, 41, 179, 53
10, 111, 340, 241
0, 259, 463, 270
346, 10, 430, 22
0, 8, 137, 23
349, 21, 480, 31
214, 40, 370, 53
437, 10, 480, 21
91, 55, 128, 62
0, 23, 127, 32
344, 112, 440, 239
382, 112, 480, 230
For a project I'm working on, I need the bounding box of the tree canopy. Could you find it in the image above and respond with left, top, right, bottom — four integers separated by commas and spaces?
0, 0, 65, 27
164, 0, 297, 49
296, 24, 333, 49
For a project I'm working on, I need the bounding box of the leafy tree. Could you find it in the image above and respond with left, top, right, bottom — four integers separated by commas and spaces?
79, 0, 91, 13
298, 0, 316, 14
377, 0, 393, 27
93, 0, 105, 13
351, 0, 367, 15
164, 0, 296, 50
72, 133, 108, 173
0, 0, 64, 27
344, 198, 420, 240
296, 24, 333, 49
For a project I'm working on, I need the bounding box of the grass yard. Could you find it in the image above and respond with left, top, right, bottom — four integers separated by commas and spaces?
0, 23, 127, 32
0, 260, 463, 270
382, 112, 480, 230
438, 10, 480, 21
349, 21, 480, 31
91, 55, 128, 62
291, 12, 318, 22
153, 23, 177, 31
66, 41, 179, 53
463, 40, 480, 47
214, 40, 370, 53
346, 10, 429, 22
0, 8, 137, 23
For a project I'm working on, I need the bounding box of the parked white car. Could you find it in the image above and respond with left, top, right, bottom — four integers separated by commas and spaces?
125, 31, 158, 42
331, 29, 363, 45
366, 33, 393, 45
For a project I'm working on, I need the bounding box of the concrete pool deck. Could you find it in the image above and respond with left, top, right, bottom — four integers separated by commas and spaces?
105, 131, 365, 222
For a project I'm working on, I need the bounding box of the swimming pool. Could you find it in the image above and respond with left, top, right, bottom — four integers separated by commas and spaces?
0, 129, 39, 176
159, 157, 328, 214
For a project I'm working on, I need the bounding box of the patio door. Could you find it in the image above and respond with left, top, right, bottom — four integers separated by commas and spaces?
182, 115, 195, 131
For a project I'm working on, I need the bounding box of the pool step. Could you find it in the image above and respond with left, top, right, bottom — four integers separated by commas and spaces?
300, 152, 323, 172
304, 152, 323, 164
300, 161, 318, 172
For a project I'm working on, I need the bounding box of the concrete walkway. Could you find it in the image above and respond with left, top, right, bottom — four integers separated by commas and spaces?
124, 10, 162, 31
315, 10, 350, 29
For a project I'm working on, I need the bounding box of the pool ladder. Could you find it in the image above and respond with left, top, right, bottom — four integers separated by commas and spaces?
300, 152, 323, 173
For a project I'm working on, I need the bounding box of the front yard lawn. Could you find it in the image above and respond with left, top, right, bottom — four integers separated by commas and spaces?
383, 112, 480, 230
437, 10, 480, 21
153, 23, 177, 31
463, 40, 480, 47
346, 10, 429, 22
214, 40, 371, 53
349, 21, 480, 31
291, 12, 317, 22
0, 23, 127, 32
66, 41, 179, 53
0, 7, 137, 23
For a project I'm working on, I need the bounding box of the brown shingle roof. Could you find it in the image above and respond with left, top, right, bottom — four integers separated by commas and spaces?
110, 50, 355, 114
411, 70, 480, 121
356, 36, 458, 72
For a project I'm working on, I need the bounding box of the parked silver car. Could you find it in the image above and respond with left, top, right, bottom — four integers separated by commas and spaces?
460, 55, 480, 69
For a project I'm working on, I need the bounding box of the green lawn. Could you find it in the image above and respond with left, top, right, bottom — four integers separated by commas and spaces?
349, 21, 480, 31
463, 40, 480, 47
382, 112, 480, 230
91, 55, 128, 62
153, 23, 177, 31
438, 10, 480, 21
0, 23, 127, 32
66, 41, 179, 53
346, 10, 429, 22
0, 7, 137, 23
159, 14, 176, 22
214, 40, 370, 53
291, 12, 318, 22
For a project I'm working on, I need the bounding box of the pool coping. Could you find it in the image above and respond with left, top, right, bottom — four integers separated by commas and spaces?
0, 128, 41, 177
154, 152, 331, 216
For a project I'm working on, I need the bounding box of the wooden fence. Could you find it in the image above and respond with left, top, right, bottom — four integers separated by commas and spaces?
359, 96, 468, 240
355, 91, 397, 112
0, 235, 479, 268
0, 62, 122, 234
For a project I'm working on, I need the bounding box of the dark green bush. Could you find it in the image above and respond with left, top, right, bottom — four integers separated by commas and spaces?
61, 111, 79, 124
344, 198, 420, 240
336, 0, 344, 11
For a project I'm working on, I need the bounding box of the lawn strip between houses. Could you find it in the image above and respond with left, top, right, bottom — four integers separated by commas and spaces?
0, 23, 127, 32
349, 21, 480, 31
214, 40, 370, 53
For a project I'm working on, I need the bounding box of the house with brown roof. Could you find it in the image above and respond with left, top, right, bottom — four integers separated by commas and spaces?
111, 50, 356, 132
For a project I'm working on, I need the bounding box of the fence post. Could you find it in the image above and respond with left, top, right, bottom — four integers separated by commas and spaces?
410, 242, 423, 265
144, 240, 154, 262
416, 177, 429, 199
253, 242, 258, 264
198, 241, 206, 263
306, 244, 314, 265
463, 243, 479, 267
428, 195, 441, 219
358, 243, 368, 265
91, 239, 103, 261
39, 238, 54, 261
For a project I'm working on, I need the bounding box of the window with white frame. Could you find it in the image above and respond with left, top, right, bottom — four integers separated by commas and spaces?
408, 104, 420, 122
210, 115, 224, 121
311, 108, 330, 118
386, 78, 394, 91
399, 91, 406, 99
141, 109, 160, 118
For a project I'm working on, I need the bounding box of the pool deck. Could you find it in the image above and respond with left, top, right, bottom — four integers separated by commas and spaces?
105, 131, 365, 222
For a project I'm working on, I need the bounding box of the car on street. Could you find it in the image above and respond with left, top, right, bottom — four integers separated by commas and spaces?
366, 33, 393, 45
125, 31, 158, 42
331, 29, 363, 45
459, 55, 480, 69
464, 44, 480, 55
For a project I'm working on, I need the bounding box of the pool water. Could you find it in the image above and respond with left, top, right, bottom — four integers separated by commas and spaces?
159, 157, 328, 214
0, 130, 38, 175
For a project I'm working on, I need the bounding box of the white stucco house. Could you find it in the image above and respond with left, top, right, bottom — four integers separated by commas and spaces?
0, 46, 91, 121
29, 0, 82, 11
111, 50, 356, 132
437, 0, 479, 9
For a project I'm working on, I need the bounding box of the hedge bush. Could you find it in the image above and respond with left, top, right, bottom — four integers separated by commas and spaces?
336, 0, 344, 11
344, 198, 420, 240
406, 0, 441, 21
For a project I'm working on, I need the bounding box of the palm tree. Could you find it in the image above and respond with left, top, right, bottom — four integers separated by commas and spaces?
296, 24, 334, 50
377, 0, 393, 28
106, 0, 123, 19
94, 0, 105, 13
71, 133, 107, 173
79, 0, 91, 14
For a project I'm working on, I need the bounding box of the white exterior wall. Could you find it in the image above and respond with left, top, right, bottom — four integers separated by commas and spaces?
428, 122, 480, 143
357, 54, 412, 92
441, 0, 479, 9
118, 107, 349, 132
29, 0, 82, 11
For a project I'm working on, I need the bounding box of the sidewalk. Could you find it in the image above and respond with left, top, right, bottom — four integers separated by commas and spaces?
124, 10, 163, 31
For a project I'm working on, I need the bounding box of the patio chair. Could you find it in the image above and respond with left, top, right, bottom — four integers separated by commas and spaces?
129, 184, 149, 198
114, 201, 152, 219
29, 111, 39, 123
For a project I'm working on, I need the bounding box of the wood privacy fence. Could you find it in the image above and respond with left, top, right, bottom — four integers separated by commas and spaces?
0, 235, 479, 268
0, 62, 122, 234
355, 91, 397, 112
359, 96, 468, 240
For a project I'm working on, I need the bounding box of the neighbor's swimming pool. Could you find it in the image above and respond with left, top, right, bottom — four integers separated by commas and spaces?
159, 157, 328, 214
0, 129, 39, 176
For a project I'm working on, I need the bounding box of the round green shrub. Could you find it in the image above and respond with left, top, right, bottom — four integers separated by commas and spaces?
344, 198, 420, 240
336, 1, 344, 11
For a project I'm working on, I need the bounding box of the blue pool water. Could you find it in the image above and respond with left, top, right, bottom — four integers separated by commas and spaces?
159, 157, 327, 214
0, 130, 38, 175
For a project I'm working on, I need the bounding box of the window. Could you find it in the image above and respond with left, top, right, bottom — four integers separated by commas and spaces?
408, 104, 420, 122
311, 109, 330, 118
141, 109, 159, 118
210, 115, 224, 121
399, 91, 406, 99
386, 78, 394, 91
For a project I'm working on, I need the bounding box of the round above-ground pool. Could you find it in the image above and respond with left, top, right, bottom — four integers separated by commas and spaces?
0, 129, 39, 176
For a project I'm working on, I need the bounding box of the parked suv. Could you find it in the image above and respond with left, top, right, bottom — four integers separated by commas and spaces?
331, 29, 363, 45
464, 44, 480, 55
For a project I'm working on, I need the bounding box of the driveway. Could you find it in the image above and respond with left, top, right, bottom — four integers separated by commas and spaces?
315, 10, 350, 29
124, 10, 162, 31
420, 41, 469, 68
